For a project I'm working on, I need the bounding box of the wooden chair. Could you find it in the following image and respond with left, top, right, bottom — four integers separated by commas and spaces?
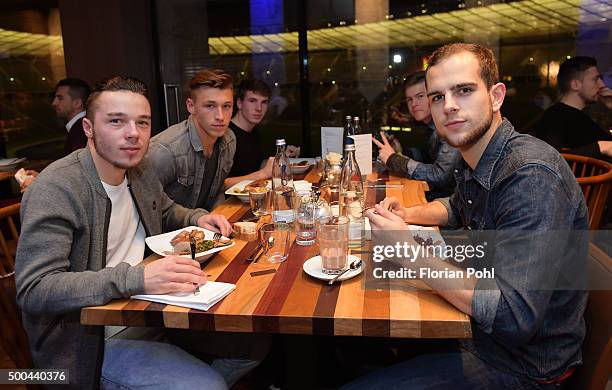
0, 202, 34, 369
562, 154, 612, 229
568, 243, 612, 390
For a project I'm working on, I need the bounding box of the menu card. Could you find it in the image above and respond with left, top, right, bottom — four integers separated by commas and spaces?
132, 281, 236, 311
321, 127, 343, 157
349, 134, 373, 175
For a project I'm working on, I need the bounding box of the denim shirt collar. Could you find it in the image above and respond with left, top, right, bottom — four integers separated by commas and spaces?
186, 115, 232, 153
469, 119, 514, 191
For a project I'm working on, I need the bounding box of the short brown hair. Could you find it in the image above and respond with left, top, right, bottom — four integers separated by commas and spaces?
189, 69, 233, 97
427, 43, 499, 89
402, 71, 426, 90
237, 79, 271, 100
557, 56, 597, 94
86, 76, 149, 121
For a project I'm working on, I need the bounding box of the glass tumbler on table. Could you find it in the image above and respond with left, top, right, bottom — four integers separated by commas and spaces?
249, 187, 271, 217
260, 223, 291, 263
316, 216, 349, 274
293, 190, 316, 246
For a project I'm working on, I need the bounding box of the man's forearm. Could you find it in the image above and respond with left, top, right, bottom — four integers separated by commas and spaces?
404, 200, 449, 226
224, 170, 267, 189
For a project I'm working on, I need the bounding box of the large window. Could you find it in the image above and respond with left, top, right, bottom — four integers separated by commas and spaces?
0, 5, 66, 161
202, 0, 611, 156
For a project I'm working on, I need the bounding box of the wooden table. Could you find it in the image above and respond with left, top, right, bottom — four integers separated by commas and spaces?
81, 169, 472, 339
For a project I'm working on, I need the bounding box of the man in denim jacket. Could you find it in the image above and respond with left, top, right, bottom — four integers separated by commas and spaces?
356, 44, 588, 389
149, 69, 236, 210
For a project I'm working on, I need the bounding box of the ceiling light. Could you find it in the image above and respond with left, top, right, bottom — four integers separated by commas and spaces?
393, 54, 402, 63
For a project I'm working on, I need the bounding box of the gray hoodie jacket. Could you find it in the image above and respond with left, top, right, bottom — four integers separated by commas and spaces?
15, 148, 206, 389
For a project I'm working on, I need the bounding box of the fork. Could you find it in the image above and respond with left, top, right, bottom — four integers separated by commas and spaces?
213, 232, 222, 246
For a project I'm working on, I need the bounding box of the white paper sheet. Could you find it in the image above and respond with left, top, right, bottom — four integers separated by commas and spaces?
321, 127, 343, 157
132, 281, 236, 311
349, 134, 373, 175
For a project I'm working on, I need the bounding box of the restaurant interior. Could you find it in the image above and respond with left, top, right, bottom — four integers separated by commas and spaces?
0, 0, 611, 389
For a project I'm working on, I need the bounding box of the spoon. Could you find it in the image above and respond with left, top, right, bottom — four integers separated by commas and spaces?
253, 236, 275, 263
328, 259, 362, 285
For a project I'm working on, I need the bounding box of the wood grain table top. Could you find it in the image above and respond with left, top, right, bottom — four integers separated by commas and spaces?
81, 168, 472, 339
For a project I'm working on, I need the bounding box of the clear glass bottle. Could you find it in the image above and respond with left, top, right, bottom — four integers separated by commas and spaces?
272, 139, 295, 223
352, 116, 361, 135
343, 115, 354, 160
339, 137, 364, 245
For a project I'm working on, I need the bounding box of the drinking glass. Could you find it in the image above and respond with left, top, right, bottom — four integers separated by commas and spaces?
260, 223, 291, 263
249, 187, 271, 217
315, 157, 324, 179
316, 216, 349, 274
293, 190, 316, 246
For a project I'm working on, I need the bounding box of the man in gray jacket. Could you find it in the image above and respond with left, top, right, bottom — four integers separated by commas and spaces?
15, 76, 232, 389
148, 69, 236, 211
373, 71, 462, 199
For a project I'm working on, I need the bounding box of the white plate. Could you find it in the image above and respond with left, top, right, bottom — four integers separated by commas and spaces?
303, 254, 363, 282
225, 179, 271, 203
289, 159, 314, 174
145, 226, 235, 259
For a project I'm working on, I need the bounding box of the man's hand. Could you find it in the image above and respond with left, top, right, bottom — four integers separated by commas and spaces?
19, 169, 39, 192
365, 204, 409, 230
598, 140, 612, 157
372, 132, 396, 164
258, 157, 274, 179
285, 145, 301, 158
599, 87, 612, 110
143, 256, 207, 294
378, 196, 409, 220
197, 214, 233, 237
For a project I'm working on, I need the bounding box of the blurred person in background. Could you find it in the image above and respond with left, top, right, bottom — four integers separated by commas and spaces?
20, 78, 91, 191
531, 56, 612, 161
373, 71, 462, 199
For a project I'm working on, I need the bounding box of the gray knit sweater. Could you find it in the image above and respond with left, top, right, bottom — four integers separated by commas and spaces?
15, 147, 207, 389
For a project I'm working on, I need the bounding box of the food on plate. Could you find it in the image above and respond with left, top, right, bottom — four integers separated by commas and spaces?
166, 229, 232, 255
246, 179, 269, 190
291, 160, 309, 167
232, 179, 270, 195
234, 221, 257, 235
325, 152, 342, 165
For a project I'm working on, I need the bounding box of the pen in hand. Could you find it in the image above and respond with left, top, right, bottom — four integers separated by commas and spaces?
190, 237, 200, 295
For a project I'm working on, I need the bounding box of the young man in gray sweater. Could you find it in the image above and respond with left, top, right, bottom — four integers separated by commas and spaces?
15, 76, 232, 389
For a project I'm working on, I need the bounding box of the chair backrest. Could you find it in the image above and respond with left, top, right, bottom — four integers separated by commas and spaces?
561, 154, 612, 229
568, 243, 612, 390
0, 202, 34, 369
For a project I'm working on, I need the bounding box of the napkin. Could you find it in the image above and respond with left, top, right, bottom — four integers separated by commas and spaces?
14, 168, 34, 185
294, 180, 312, 192
132, 281, 236, 311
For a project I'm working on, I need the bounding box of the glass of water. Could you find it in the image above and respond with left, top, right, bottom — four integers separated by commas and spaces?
249, 187, 271, 217
317, 216, 349, 274
293, 190, 316, 246
260, 223, 291, 263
